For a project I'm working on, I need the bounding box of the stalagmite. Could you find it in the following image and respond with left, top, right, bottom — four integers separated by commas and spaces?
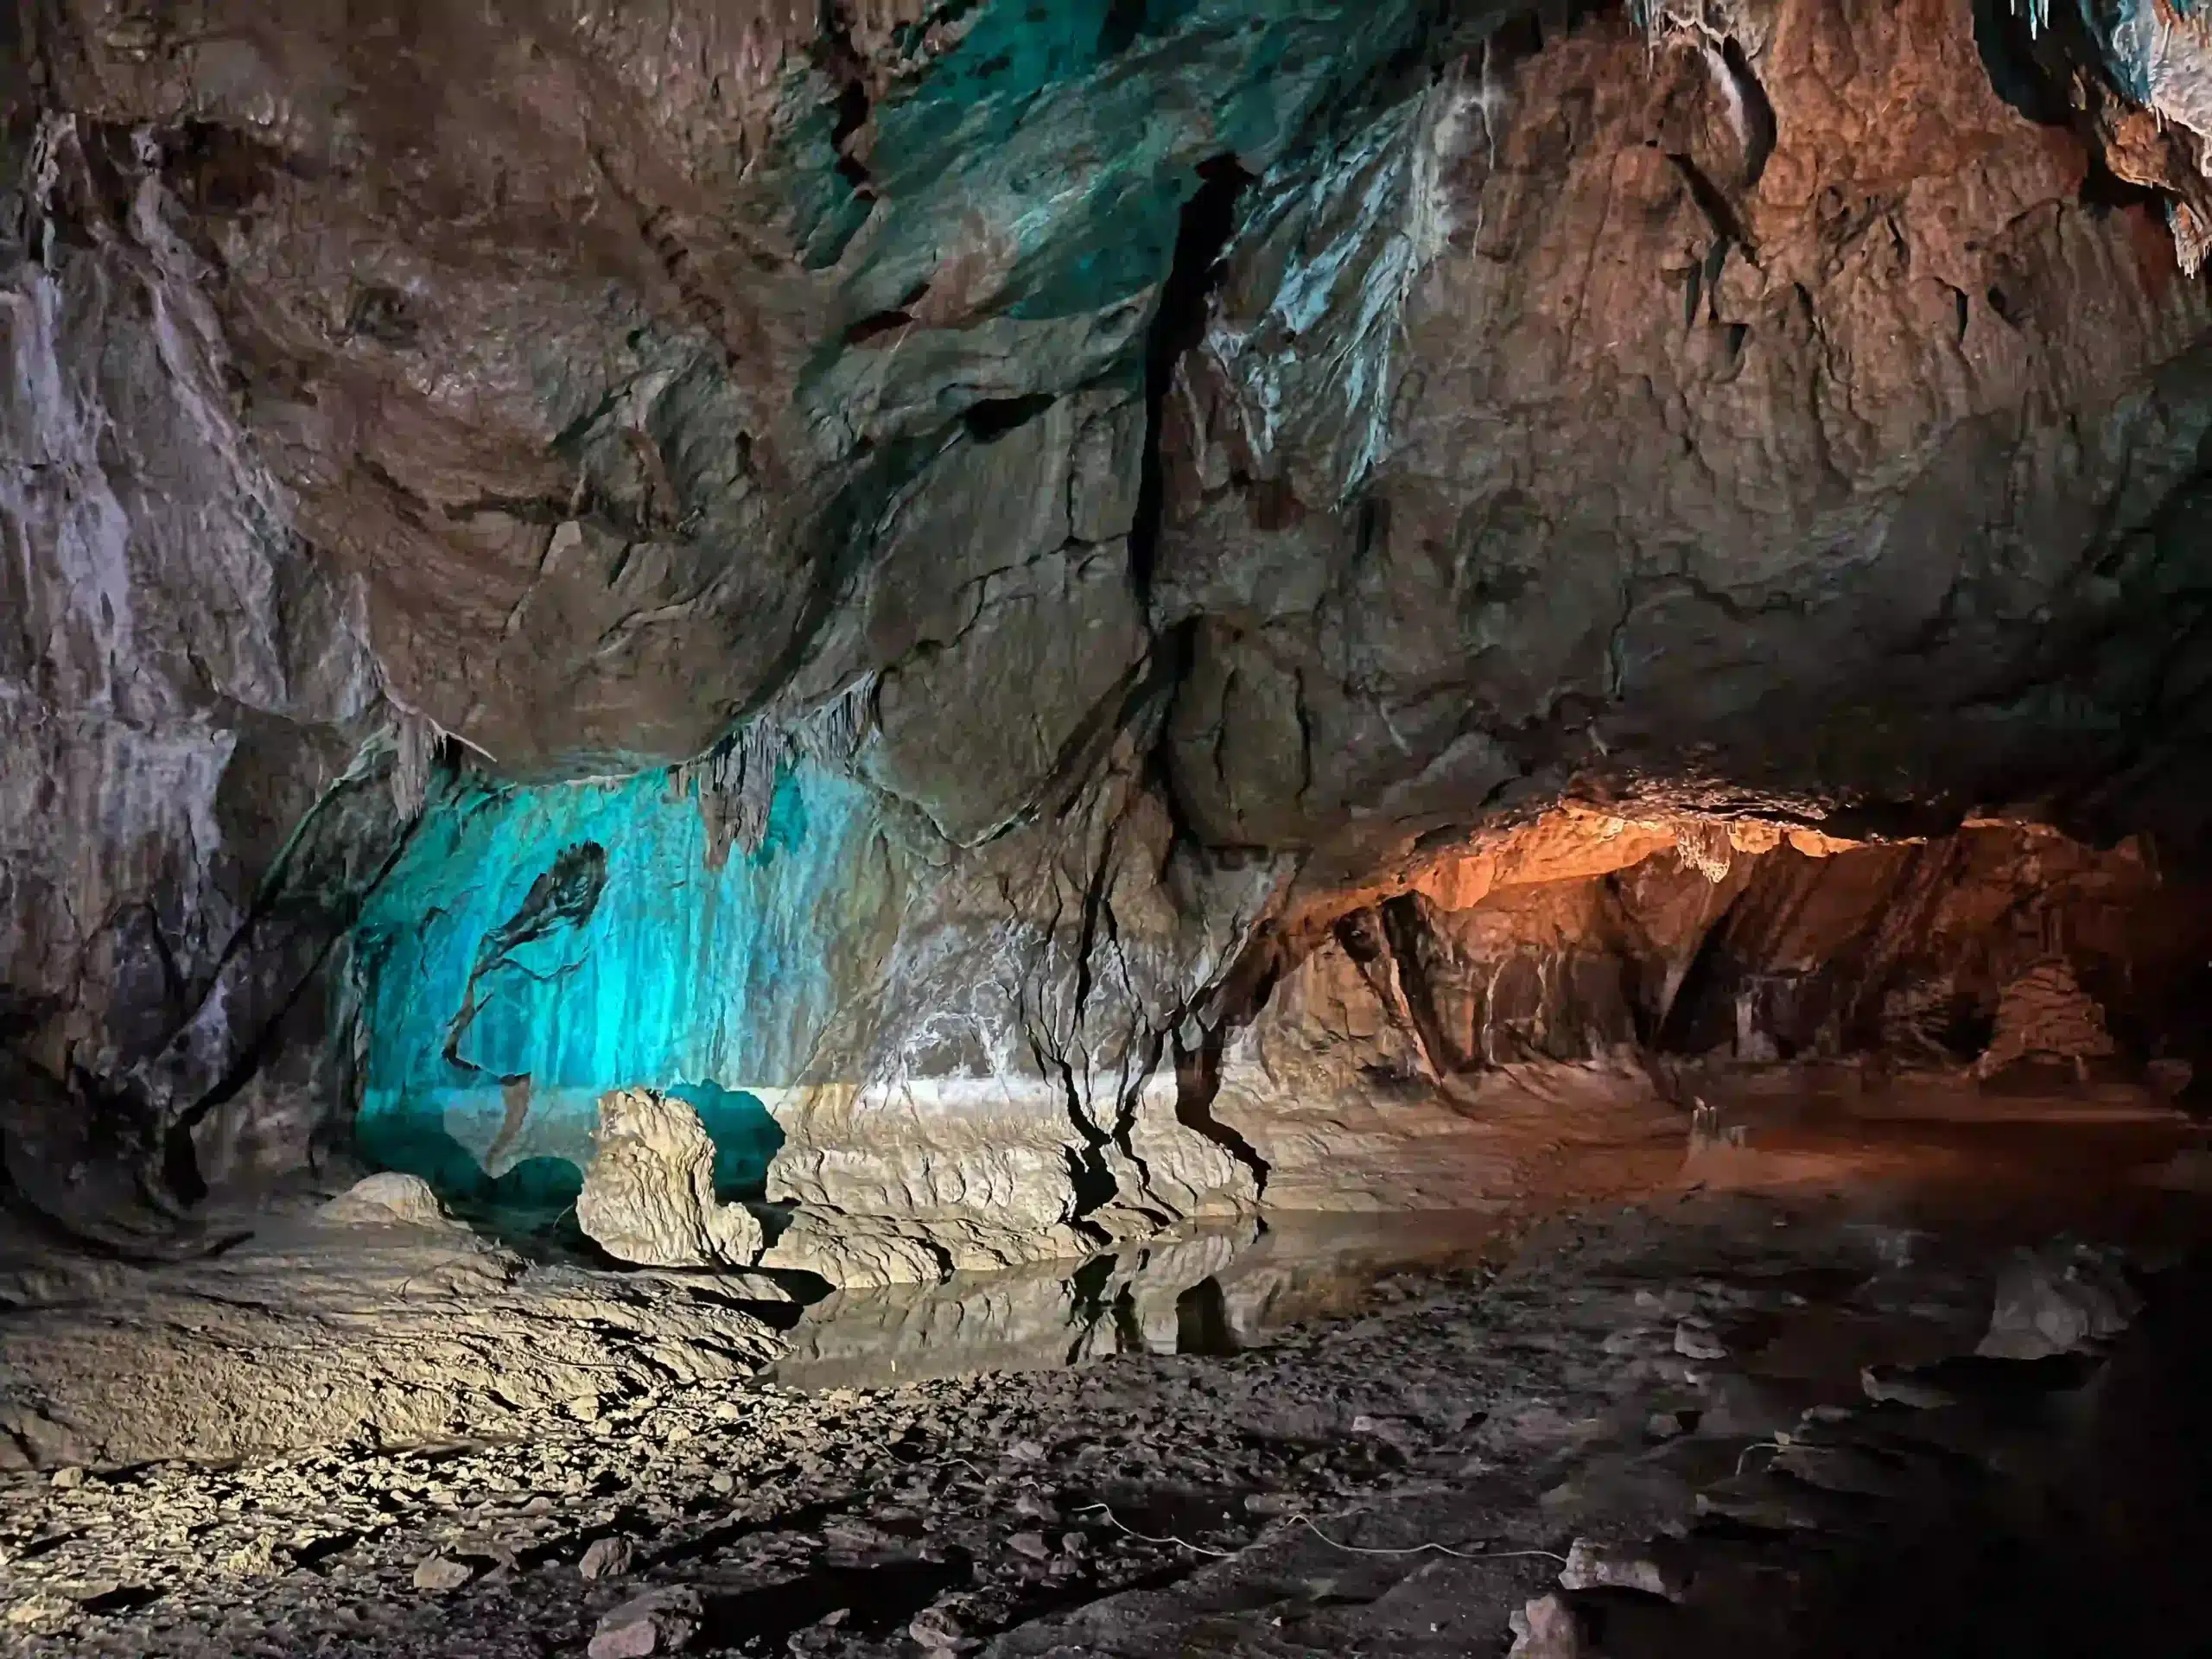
575, 1089, 765, 1269
1974, 957, 2119, 1080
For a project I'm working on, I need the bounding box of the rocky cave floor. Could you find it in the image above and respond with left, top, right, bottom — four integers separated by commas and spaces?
6, 1077, 2212, 1658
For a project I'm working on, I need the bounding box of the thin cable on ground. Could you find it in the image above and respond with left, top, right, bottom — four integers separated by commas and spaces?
1076, 1503, 1568, 1566
1074, 1504, 1237, 1557
1735, 1437, 1789, 1477
1289, 1515, 1567, 1562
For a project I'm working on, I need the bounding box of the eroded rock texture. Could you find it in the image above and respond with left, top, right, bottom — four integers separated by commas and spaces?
1198, 815, 2212, 1205
4, 0, 2212, 1274
574, 1088, 764, 1269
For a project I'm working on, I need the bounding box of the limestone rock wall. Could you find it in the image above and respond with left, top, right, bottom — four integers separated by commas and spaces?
1209, 820, 2209, 1202
1158, 0, 2212, 891
0, 107, 399, 1239
4, 0, 2212, 1266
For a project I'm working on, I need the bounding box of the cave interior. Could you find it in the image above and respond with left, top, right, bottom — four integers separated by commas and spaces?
6, 0, 2212, 1653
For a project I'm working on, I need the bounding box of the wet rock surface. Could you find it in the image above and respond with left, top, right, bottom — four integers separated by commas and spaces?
2, 1160, 2207, 1657
0, 1216, 785, 1471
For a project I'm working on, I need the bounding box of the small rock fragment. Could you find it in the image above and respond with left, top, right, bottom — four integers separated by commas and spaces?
224, 1535, 279, 1578
909, 1604, 972, 1653
580, 1535, 634, 1581
1007, 1530, 1051, 1560
1860, 1364, 1955, 1409
48, 1465, 85, 1490
1508, 1593, 1586, 1658
588, 1586, 703, 1658
1674, 1321, 1727, 1360
413, 1555, 474, 1592
1559, 1536, 1680, 1600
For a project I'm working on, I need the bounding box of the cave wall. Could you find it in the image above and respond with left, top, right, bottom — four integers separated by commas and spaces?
4, 0, 2212, 1266
1158, 0, 2212, 885
350, 762, 896, 1202
1208, 817, 2212, 1208
1244, 819, 2206, 1096
348, 733, 1274, 1280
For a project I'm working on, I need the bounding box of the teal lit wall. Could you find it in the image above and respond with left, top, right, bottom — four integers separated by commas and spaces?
351, 763, 899, 1206
804, 0, 1429, 314
347, 0, 1449, 1208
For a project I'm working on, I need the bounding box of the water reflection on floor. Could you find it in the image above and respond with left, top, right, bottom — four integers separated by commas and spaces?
764, 1211, 1516, 1392
762, 1083, 2209, 1394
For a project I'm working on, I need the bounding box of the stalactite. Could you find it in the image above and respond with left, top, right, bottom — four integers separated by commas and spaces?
391, 712, 442, 821
1673, 819, 1735, 884
685, 674, 879, 867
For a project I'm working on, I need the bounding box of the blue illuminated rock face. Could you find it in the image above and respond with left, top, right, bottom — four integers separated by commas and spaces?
811, 0, 1432, 357
351, 764, 904, 1205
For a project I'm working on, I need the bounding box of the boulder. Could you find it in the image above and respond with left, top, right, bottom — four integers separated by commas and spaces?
1978, 1244, 2139, 1360
319, 1173, 458, 1231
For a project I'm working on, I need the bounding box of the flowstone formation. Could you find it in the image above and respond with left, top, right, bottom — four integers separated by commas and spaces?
4, 0, 2212, 1276
574, 1088, 765, 1269
317, 1171, 457, 1232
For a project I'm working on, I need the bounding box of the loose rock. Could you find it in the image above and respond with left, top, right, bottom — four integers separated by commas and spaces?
411, 1554, 474, 1592
1508, 1592, 1587, 1658
909, 1604, 973, 1653
1559, 1536, 1680, 1600
580, 1535, 635, 1581
589, 1586, 704, 1658
1979, 1244, 2139, 1360
1674, 1321, 1728, 1361
1860, 1364, 1956, 1409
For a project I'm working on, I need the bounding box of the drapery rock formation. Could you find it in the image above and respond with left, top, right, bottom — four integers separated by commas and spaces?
5, 0, 2212, 1279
